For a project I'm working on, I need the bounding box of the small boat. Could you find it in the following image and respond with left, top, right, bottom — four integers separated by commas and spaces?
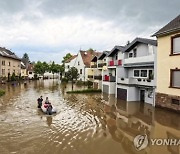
41, 104, 57, 115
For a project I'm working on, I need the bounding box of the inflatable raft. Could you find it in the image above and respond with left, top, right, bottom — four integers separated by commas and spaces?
41, 104, 57, 115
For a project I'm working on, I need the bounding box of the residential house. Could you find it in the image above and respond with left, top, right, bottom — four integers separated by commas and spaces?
21, 62, 28, 78
64, 55, 77, 74
74, 50, 101, 81
102, 46, 124, 94
87, 55, 103, 89
152, 14, 180, 111
0, 47, 21, 78
116, 38, 157, 106
27, 63, 35, 79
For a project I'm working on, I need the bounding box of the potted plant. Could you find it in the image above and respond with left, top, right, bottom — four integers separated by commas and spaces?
147, 79, 151, 82
137, 78, 141, 82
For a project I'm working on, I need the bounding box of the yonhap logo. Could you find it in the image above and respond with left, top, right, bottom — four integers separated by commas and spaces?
134, 134, 149, 151
134, 134, 180, 151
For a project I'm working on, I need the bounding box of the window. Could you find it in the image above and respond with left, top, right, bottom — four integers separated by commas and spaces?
115, 53, 118, 60
80, 69, 82, 74
170, 69, 180, 88
129, 53, 133, 58
133, 49, 137, 57
29, 72, 32, 74
171, 35, 180, 55
171, 99, 180, 105
67, 65, 70, 68
2, 69, 5, 75
148, 70, 154, 80
141, 70, 147, 77
8, 62, 11, 66
2, 60, 5, 66
134, 70, 140, 77
78, 61, 80, 65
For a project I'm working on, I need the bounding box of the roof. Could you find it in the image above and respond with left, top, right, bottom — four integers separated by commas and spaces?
80, 50, 101, 67
98, 51, 110, 60
153, 14, 180, 37
21, 62, 26, 69
123, 38, 157, 53
0, 47, 21, 61
108, 46, 125, 57
65, 55, 77, 63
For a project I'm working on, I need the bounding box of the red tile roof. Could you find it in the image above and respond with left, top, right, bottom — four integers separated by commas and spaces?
80, 50, 101, 67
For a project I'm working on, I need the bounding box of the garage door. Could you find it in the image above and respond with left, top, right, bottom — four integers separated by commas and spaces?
117, 88, 127, 101
103, 85, 109, 93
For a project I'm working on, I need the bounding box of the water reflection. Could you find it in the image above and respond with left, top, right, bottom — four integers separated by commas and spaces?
0, 80, 179, 154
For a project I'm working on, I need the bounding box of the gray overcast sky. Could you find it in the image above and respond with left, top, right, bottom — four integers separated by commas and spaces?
0, 0, 179, 63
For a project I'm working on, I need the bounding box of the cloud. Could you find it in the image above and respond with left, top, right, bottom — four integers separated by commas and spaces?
0, 0, 179, 62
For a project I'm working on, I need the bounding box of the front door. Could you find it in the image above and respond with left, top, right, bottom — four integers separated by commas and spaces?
140, 90, 145, 102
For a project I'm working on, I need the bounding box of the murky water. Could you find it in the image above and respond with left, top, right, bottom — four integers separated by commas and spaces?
0, 80, 179, 154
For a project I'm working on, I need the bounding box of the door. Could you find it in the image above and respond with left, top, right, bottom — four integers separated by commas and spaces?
140, 90, 145, 102
117, 88, 127, 101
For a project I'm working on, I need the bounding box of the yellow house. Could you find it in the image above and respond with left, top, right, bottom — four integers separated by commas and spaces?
0, 47, 21, 78
153, 15, 180, 111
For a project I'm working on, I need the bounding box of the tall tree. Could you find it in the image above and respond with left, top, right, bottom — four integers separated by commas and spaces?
62, 53, 72, 64
34, 61, 49, 77
22, 53, 30, 66
50, 61, 59, 79
65, 67, 79, 90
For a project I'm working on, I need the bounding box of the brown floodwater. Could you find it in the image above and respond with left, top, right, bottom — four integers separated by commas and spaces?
0, 80, 179, 154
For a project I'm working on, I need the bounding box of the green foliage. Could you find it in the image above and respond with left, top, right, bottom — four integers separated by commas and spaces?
11, 72, 16, 81
65, 67, 79, 90
62, 53, 72, 63
34, 61, 48, 75
0, 89, 5, 96
65, 67, 79, 81
76, 80, 84, 86
22, 53, 30, 64
66, 89, 101, 94
61, 77, 68, 83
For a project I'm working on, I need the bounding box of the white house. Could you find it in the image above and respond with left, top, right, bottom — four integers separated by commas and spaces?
116, 38, 157, 106
102, 46, 124, 94
73, 50, 101, 81
64, 55, 77, 73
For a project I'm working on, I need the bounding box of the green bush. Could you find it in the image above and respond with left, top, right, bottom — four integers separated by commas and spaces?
76, 80, 84, 85
11, 73, 16, 81
0, 89, 5, 96
61, 77, 68, 83
67, 89, 101, 94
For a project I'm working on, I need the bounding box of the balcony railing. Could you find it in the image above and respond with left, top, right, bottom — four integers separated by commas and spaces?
91, 64, 97, 68
108, 60, 122, 66
98, 63, 106, 68
88, 75, 93, 78
117, 77, 155, 87
103, 75, 116, 82
94, 75, 102, 80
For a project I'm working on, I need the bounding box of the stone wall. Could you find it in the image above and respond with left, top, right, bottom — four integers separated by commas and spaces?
156, 92, 180, 112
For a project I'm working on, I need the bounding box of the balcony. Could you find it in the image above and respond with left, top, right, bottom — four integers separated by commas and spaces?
88, 75, 93, 79
98, 63, 106, 68
103, 75, 116, 82
117, 77, 155, 87
108, 60, 122, 67
91, 64, 97, 68
94, 75, 102, 80
124, 55, 154, 66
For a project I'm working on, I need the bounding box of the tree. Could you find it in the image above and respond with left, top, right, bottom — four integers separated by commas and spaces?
49, 61, 59, 79
65, 67, 79, 90
62, 53, 72, 64
34, 61, 49, 77
56, 64, 64, 80
22, 53, 30, 66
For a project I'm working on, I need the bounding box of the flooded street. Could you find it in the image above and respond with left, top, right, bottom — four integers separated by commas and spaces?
0, 80, 180, 154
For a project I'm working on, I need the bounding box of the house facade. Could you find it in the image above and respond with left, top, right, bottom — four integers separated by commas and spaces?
153, 15, 180, 111
116, 38, 157, 105
64, 55, 77, 74
74, 50, 101, 81
102, 46, 124, 94
0, 47, 21, 78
